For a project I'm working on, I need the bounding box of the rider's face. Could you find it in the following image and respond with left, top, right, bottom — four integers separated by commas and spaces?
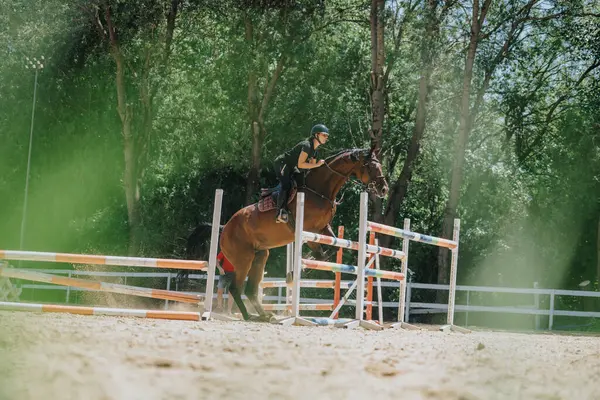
318, 133, 329, 143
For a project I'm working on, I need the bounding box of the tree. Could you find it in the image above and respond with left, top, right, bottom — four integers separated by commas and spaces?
85, 0, 180, 254
375, 0, 456, 245
438, 0, 600, 284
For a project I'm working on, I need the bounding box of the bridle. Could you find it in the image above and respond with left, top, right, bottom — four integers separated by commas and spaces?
365, 158, 386, 194
302, 151, 385, 205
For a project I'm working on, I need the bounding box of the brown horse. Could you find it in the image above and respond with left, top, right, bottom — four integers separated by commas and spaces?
220, 148, 389, 321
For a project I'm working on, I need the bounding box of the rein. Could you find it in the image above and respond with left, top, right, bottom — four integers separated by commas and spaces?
299, 153, 383, 208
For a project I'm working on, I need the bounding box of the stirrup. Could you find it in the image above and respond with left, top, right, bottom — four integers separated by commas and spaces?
276, 210, 289, 223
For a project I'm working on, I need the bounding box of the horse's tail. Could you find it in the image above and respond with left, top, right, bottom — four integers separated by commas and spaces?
185, 223, 224, 260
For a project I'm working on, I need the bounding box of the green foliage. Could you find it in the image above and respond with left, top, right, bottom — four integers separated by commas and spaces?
1, 0, 599, 329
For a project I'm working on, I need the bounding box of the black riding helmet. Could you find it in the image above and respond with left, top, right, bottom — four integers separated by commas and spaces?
311, 124, 329, 136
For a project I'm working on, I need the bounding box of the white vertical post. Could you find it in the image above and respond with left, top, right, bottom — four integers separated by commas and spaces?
447, 218, 460, 325
533, 282, 540, 330
374, 240, 384, 325
355, 192, 368, 321
549, 291, 555, 330
465, 290, 470, 327
286, 242, 293, 305
398, 218, 410, 322
292, 193, 305, 317
405, 282, 412, 321
164, 273, 171, 310
65, 271, 72, 304
202, 189, 223, 318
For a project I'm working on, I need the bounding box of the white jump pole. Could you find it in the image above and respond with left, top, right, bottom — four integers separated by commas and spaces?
398, 218, 410, 322
391, 217, 419, 330
286, 242, 293, 305
202, 189, 223, 320
374, 240, 384, 325
355, 192, 368, 321
292, 192, 305, 318
280, 192, 315, 326
447, 218, 461, 325
354, 193, 382, 330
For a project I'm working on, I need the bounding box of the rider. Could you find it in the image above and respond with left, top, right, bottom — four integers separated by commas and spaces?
273, 124, 329, 223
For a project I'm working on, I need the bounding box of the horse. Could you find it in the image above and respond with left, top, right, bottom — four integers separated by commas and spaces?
220, 147, 389, 321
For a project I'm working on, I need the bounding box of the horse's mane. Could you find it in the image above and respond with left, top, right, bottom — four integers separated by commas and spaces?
324, 148, 369, 163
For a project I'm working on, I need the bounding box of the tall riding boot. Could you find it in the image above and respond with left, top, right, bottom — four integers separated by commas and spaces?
276, 189, 289, 223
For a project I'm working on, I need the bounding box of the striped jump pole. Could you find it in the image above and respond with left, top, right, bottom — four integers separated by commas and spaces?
367, 216, 463, 332
367, 221, 458, 249
0, 301, 201, 321
263, 303, 334, 311
282, 192, 404, 330
301, 259, 405, 281
302, 232, 405, 260
0, 267, 202, 304
327, 255, 375, 320
0, 250, 208, 270
260, 280, 353, 289
304, 317, 356, 327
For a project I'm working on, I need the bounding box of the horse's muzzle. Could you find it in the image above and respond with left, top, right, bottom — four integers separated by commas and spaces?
367, 178, 389, 198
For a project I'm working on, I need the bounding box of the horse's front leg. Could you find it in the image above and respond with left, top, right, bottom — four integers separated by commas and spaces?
306, 223, 337, 261
286, 224, 337, 287
246, 249, 274, 322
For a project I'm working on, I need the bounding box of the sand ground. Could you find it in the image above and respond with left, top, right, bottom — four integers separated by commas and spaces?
1, 311, 599, 400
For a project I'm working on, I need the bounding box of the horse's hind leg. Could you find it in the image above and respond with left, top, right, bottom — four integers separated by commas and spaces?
246, 249, 272, 321
229, 275, 251, 320
308, 224, 337, 261
226, 251, 254, 321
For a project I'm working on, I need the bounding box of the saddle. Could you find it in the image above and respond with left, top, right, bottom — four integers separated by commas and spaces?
257, 182, 298, 213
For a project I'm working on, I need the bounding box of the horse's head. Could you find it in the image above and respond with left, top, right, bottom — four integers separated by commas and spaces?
350, 149, 388, 198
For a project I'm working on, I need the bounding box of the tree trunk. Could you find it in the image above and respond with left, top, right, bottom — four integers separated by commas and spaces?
381, 63, 433, 234
244, 14, 286, 205
244, 14, 261, 204
164, 0, 179, 64
376, 0, 443, 249
137, 46, 152, 196
437, 0, 491, 284
93, 1, 180, 254
369, 0, 385, 155
105, 5, 139, 255
245, 119, 262, 204
368, 0, 385, 221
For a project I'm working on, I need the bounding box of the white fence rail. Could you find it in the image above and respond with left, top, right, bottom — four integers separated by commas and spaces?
8, 270, 600, 330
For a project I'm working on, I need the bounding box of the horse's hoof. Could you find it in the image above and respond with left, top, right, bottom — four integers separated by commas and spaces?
286, 272, 293, 285
248, 314, 274, 323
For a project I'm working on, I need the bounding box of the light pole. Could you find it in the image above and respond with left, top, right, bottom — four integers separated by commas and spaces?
19, 56, 44, 251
